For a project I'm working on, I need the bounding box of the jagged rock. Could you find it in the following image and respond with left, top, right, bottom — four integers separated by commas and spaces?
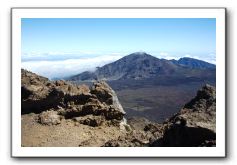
21, 69, 49, 86
21, 69, 126, 127
152, 84, 216, 147
55, 80, 66, 86
74, 115, 105, 127
102, 117, 164, 147
183, 84, 216, 113
54, 80, 90, 96
39, 110, 63, 125
91, 81, 125, 114
91, 81, 113, 103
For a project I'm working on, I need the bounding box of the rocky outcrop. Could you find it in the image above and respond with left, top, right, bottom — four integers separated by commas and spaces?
21, 69, 126, 127
151, 84, 216, 147
103, 117, 164, 147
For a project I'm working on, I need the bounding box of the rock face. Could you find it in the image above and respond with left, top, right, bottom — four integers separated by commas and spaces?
21, 69, 126, 127
151, 84, 216, 147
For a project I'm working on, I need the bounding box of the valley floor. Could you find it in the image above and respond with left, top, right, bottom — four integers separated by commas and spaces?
109, 79, 216, 122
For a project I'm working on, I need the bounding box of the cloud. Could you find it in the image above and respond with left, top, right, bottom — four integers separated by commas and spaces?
159, 52, 169, 56
21, 51, 110, 62
204, 53, 216, 64
22, 53, 123, 79
184, 54, 191, 58
154, 52, 180, 60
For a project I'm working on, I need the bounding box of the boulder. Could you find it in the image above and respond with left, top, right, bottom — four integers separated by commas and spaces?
39, 110, 63, 125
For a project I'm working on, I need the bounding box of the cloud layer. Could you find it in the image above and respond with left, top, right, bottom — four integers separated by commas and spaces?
22, 53, 123, 79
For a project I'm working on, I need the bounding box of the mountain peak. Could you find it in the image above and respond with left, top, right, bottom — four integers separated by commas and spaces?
124, 52, 155, 60
129, 51, 149, 56
132, 51, 147, 55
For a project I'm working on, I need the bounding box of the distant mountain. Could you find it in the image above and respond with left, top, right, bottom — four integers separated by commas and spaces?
69, 52, 178, 81
170, 57, 215, 69
68, 52, 215, 82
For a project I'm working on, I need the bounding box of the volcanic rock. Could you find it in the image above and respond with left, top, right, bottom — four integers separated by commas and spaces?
151, 84, 216, 147
21, 69, 126, 127
74, 115, 105, 127
39, 110, 63, 125
103, 117, 164, 147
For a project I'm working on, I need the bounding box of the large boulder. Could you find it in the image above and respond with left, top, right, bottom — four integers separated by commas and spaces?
151, 84, 216, 147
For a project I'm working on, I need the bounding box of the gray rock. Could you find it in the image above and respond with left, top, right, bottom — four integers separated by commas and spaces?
39, 110, 63, 125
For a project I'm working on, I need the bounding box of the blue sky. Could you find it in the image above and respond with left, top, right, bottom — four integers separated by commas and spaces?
21, 18, 216, 79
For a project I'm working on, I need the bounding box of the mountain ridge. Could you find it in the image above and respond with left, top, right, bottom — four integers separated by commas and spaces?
68, 52, 215, 82
170, 57, 216, 69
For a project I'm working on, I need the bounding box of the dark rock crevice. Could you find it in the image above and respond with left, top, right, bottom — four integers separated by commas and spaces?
151, 125, 216, 147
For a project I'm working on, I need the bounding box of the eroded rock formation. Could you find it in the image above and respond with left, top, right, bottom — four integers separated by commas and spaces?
21, 69, 126, 127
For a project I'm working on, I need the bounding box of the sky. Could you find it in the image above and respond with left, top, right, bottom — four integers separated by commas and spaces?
21, 18, 216, 79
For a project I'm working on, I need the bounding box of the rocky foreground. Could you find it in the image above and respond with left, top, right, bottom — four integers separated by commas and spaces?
21, 69, 216, 147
